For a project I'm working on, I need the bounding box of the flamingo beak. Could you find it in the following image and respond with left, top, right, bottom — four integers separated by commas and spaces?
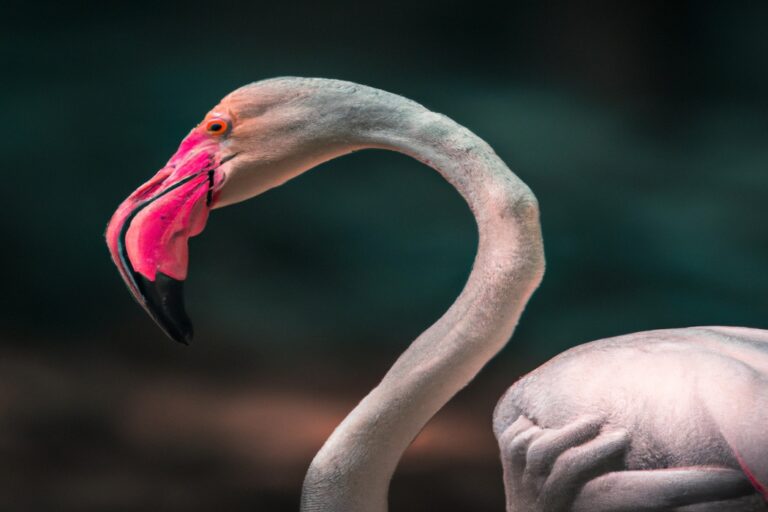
105, 131, 229, 344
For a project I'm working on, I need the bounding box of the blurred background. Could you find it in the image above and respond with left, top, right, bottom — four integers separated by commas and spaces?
2, 0, 768, 510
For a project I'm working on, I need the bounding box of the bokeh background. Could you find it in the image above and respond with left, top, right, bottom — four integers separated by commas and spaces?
2, 1, 768, 510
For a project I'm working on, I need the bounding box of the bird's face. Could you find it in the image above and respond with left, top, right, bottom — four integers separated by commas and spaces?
106, 82, 352, 344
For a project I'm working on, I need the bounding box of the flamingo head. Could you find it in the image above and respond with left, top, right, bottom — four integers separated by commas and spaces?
105, 79, 338, 344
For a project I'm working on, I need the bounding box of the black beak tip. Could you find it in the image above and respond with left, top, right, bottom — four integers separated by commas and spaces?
135, 272, 194, 345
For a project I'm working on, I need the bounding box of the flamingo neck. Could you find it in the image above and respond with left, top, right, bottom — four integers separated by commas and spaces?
280, 81, 545, 512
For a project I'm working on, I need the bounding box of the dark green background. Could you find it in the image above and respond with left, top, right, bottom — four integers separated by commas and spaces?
2, 1, 767, 510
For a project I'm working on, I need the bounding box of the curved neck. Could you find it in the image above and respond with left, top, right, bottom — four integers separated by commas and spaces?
276, 82, 545, 512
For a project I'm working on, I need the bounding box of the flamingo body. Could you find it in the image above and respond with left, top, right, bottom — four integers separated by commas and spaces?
495, 326, 768, 510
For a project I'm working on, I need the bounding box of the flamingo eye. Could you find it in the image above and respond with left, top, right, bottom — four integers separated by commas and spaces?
205, 118, 229, 136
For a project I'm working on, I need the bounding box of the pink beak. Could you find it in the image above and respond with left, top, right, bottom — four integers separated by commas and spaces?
105, 131, 228, 344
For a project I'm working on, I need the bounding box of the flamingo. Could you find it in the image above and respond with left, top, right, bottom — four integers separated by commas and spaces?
105, 78, 768, 511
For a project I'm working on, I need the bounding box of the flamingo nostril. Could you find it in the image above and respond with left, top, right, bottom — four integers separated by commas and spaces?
206, 170, 214, 206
